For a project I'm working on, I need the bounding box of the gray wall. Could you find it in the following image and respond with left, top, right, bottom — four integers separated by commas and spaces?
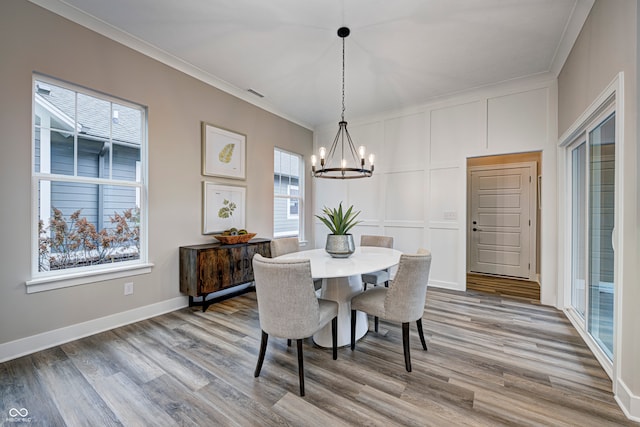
558, 0, 639, 408
0, 0, 313, 345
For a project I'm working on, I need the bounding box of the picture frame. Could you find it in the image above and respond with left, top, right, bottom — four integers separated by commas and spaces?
202, 122, 246, 180
202, 182, 246, 234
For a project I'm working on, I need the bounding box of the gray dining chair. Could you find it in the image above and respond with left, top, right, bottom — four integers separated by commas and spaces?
271, 237, 323, 291
270, 237, 300, 258
252, 254, 338, 396
350, 249, 432, 372
360, 235, 394, 292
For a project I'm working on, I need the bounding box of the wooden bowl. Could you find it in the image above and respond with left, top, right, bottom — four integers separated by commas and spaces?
213, 233, 257, 244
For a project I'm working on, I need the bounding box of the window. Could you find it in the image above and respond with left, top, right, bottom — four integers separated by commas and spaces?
287, 184, 299, 219
274, 148, 303, 238
31, 76, 148, 288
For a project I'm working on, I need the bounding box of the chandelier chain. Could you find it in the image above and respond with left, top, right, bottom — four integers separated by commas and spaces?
341, 36, 346, 122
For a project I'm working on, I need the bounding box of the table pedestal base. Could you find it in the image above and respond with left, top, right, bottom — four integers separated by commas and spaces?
313, 274, 368, 348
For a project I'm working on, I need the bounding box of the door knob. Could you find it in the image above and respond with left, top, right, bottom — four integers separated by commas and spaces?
473, 228, 483, 232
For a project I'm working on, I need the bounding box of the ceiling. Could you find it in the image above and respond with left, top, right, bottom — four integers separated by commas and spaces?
32, 0, 594, 129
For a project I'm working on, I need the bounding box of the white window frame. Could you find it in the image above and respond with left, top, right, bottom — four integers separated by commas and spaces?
274, 148, 304, 239
27, 74, 151, 293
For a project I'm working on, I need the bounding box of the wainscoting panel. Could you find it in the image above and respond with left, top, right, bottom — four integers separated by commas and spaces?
382, 112, 427, 173
428, 227, 461, 290
384, 171, 425, 222
430, 100, 484, 165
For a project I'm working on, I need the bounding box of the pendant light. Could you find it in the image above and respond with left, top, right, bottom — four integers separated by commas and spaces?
311, 27, 374, 179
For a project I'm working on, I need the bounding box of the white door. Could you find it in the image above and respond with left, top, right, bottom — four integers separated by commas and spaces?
468, 162, 536, 279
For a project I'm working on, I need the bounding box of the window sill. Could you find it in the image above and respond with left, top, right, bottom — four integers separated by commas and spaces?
25, 263, 154, 294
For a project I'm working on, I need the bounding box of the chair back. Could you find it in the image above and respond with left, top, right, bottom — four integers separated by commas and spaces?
360, 235, 393, 248
384, 250, 432, 322
270, 237, 300, 258
252, 254, 321, 338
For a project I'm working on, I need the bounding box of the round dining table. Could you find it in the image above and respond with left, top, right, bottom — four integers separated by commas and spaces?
277, 246, 402, 347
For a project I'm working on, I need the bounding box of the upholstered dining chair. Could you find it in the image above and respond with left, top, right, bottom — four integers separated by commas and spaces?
270, 236, 300, 258
252, 254, 338, 396
271, 237, 322, 291
360, 235, 394, 291
350, 249, 432, 372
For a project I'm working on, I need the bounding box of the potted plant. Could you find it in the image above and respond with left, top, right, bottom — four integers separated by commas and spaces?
316, 202, 361, 258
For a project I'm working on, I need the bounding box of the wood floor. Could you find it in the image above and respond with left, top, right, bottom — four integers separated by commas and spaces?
1, 288, 636, 426
467, 273, 541, 301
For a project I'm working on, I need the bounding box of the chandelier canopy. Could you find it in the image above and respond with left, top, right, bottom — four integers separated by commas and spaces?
311, 27, 374, 179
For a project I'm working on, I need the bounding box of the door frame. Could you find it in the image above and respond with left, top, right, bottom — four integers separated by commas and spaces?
558, 73, 624, 381
467, 161, 538, 281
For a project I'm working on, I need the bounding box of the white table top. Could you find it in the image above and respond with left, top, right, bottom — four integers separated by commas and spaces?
277, 247, 402, 279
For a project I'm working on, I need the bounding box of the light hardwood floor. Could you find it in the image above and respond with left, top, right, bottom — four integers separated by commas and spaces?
1, 288, 636, 426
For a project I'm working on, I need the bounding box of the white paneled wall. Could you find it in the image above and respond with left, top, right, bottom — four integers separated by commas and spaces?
384, 171, 425, 223
488, 89, 549, 152
313, 78, 557, 303
430, 100, 485, 166
428, 167, 462, 287
382, 113, 427, 172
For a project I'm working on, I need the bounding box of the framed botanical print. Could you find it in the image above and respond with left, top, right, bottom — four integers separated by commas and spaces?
202, 122, 246, 179
202, 182, 246, 234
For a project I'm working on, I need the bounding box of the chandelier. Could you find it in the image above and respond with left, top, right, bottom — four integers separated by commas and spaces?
311, 27, 374, 179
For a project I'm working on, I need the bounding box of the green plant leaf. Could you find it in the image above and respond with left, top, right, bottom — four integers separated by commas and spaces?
315, 202, 361, 235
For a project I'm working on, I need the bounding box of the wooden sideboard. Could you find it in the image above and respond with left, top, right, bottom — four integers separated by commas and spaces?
179, 238, 271, 311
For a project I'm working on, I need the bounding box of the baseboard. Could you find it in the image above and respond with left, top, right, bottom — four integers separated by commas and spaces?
429, 279, 464, 291
0, 296, 189, 363
615, 378, 640, 422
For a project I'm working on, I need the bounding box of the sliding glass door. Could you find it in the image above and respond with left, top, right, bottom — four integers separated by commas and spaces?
569, 112, 615, 360
571, 142, 587, 319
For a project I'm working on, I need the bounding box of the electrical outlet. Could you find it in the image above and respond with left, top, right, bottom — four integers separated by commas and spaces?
443, 211, 457, 220
124, 282, 134, 295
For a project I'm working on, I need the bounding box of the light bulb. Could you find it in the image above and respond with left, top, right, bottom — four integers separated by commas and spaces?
341, 159, 347, 169
358, 145, 366, 158
311, 155, 317, 166
319, 147, 326, 160
369, 153, 375, 165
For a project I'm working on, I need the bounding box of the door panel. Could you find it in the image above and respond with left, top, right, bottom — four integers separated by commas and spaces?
477, 249, 521, 266
478, 212, 521, 227
571, 142, 587, 318
569, 112, 615, 361
587, 115, 615, 358
469, 164, 535, 279
478, 194, 522, 208
477, 231, 521, 247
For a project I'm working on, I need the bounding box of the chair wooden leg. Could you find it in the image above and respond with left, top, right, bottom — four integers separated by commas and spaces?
363, 282, 368, 291
402, 322, 411, 372
350, 310, 357, 350
254, 330, 268, 377
416, 318, 428, 351
287, 339, 292, 347
297, 339, 305, 396
384, 281, 389, 287
374, 316, 379, 333
332, 317, 338, 360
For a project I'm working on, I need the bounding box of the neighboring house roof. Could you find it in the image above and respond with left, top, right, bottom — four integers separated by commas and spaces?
36, 81, 142, 145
